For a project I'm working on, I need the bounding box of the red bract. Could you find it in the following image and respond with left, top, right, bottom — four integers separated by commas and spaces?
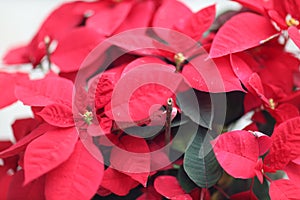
268, 103, 300, 124
233, 0, 266, 14
2, 1, 88, 66
86, 1, 133, 36
264, 117, 300, 170
11, 118, 41, 142
284, 162, 300, 184
209, 12, 278, 58
230, 53, 253, 88
0, 165, 13, 199
7, 170, 45, 200
288, 26, 300, 48
15, 76, 73, 107
105, 58, 185, 122
174, 5, 216, 41
137, 186, 162, 200
89, 64, 125, 111
37, 104, 74, 128
154, 175, 188, 199
23, 127, 78, 184
0, 123, 54, 158
211, 130, 271, 182
182, 55, 245, 92
266, 0, 300, 29
100, 167, 139, 196
51, 27, 105, 72
0, 72, 29, 109
153, 0, 192, 30
230, 190, 258, 200
45, 140, 104, 200
2, 0, 300, 199
269, 179, 300, 200
114, 0, 156, 34
110, 135, 150, 186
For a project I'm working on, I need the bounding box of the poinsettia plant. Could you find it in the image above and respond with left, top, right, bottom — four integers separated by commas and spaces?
1, 0, 300, 199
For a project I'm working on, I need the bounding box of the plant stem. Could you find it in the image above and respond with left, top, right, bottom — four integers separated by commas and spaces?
263, 174, 273, 182
165, 98, 173, 146
214, 185, 230, 199
250, 178, 255, 191
44, 36, 52, 70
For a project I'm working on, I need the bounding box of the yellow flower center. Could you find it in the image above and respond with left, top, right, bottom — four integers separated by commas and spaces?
286, 15, 299, 27
82, 111, 93, 125
268, 98, 276, 110
174, 52, 186, 72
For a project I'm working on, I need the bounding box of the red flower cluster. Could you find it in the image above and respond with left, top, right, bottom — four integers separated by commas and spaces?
0, 0, 300, 199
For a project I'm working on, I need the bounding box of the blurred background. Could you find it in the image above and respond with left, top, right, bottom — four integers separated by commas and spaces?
0, 0, 239, 142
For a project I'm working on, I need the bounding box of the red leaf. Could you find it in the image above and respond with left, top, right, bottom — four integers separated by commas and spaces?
211, 130, 261, 179
0, 167, 13, 199
270, 103, 300, 124
152, 0, 192, 30
110, 135, 150, 186
107, 59, 185, 122
101, 167, 139, 196
285, 162, 300, 184
175, 5, 216, 41
24, 127, 78, 184
35, 1, 87, 40
288, 26, 300, 48
264, 117, 300, 170
209, 12, 278, 58
88, 65, 124, 110
182, 55, 244, 92
7, 170, 45, 200
280, 90, 300, 109
233, 0, 265, 14
0, 142, 12, 152
248, 73, 269, 105
137, 185, 162, 200
51, 27, 105, 72
12, 118, 41, 142
2, 45, 31, 65
230, 190, 258, 200
251, 131, 272, 156
171, 194, 193, 200
114, 0, 156, 34
190, 188, 211, 200
0, 123, 53, 158
73, 86, 89, 114
269, 179, 300, 200
230, 54, 253, 88
38, 104, 74, 127
0, 72, 28, 108
154, 176, 185, 199
259, 60, 294, 95
97, 186, 111, 197
3, 1, 88, 66
45, 140, 104, 200
15, 76, 73, 107
86, 1, 133, 36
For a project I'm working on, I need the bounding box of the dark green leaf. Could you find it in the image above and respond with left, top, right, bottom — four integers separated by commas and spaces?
183, 126, 222, 188
171, 119, 199, 153
177, 166, 197, 193
176, 89, 213, 129
253, 177, 270, 200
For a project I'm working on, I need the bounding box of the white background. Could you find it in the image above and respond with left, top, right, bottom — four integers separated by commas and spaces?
0, 0, 238, 142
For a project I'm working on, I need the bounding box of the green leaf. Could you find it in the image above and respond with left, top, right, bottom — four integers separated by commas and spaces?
183, 126, 222, 188
253, 177, 270, 200
176, 89, 213, 129
171, 119, 199, 153
177, 166, 197, 193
